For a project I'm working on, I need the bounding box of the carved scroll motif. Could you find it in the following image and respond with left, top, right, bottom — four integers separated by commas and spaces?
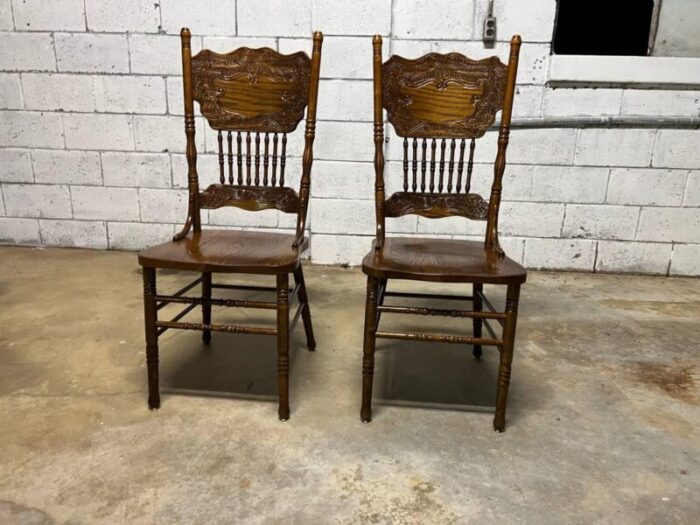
383, 53, 508, 138
199, 184, 301, 213
384, 191, 489, 220
192, 48, 311, 132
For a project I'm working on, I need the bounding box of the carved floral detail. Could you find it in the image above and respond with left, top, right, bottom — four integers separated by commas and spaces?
199, 184, 301, 213
192, 48, 310, 132
384, 191, 489, 220
383, 53, 507, 138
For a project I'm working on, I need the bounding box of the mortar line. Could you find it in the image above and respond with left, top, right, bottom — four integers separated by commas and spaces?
50, 31, 59, 72
82, 0, 88, 31
9, 0, 16, 29
666, 243, 675, 276
157, 0, 164, 33
591, 239, 600, 272
681, 170, 692, 206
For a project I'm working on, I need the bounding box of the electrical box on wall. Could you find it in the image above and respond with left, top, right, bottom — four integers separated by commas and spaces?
483, 0, 497, 44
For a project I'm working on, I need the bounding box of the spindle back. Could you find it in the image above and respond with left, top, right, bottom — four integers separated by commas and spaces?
175, 28, 323, 248
371, 35, 521, 256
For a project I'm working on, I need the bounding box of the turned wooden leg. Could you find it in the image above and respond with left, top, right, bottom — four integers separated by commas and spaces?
201, 272, 212, 344
472, 283, 483, 359
142, 266, 160, 410
293, 265, 316, 351
494, 284, 520, 432
360, 276, 379, 423
277, 273, 291, 421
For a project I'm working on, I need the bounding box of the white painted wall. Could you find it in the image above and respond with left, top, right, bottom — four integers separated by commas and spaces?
0, 0, 699, 276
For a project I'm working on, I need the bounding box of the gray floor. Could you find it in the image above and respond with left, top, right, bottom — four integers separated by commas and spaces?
0, 246, 698, 524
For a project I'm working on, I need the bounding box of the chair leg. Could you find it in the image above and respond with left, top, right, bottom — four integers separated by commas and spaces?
201, 272, 212, 344
472, 283, 483, 359
142, 267, 160, 410
360, 276, 380, 423
277, 273, 291, 421
293, 265, 316, 351
494, 283, 521, 432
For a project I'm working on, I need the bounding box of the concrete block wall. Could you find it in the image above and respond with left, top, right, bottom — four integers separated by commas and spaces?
0, 0, 699, 276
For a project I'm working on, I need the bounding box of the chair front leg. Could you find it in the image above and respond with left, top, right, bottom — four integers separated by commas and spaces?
202, 272, 212, 343
472, 283, 483, 359
360, 276, 380, 422
494, 283, 520, 432
142, 267, 160, 410
293, 265, 316, 350
277, 273, 291, 421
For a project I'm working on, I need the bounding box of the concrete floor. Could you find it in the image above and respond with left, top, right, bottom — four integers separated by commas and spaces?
0, 246, 698, 524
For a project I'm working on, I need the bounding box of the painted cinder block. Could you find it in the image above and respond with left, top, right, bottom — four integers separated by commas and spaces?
13, 0, 85, 31
637, 207, 700, 244
312, 0, 391, 36
40, 219, 108, 248
0, 149, 33, 183
562, 204, 639, 241
55, 33, 129, 73
394, 0, 474, 40
71, 186, 140, 221
85, 0, 160, 33
607, 168, 687, 207
596, 241, 672, 275
160, 0, 237, 35
670, 244, 700, 276
0, 217, 41, 245
102, 152, 171, 188
575, 129, 656, 167
653, 130, 700, 170
523, 238, 596, 271
32, 150, 102, 185
238, 0, 311, 37
108, 221, 175, 250
63, 113, 134, 151
3, 183, 73, 218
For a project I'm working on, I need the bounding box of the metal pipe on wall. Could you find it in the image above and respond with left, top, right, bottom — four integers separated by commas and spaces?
500, 116, 700, 130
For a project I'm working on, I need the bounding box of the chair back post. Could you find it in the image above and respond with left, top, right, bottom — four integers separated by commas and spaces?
372, 35, 386, 250
485, 35, 521, 255
294, 31, 323, 248
175, 27, 201, 241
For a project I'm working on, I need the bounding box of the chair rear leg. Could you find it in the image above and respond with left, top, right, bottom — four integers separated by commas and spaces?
202, 272, 212, 343
277, 273, 291, 421
142, 267, 160, 410
360, 276, 379, 423
293, 265, 316, 350
472, 283, 483, 359
494, 283, 520, 432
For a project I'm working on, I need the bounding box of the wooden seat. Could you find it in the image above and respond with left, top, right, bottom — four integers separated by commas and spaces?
139, 230, 308, 274
362, 237, 526, 284
360, 35, 526, 432
138, 29, 323, 421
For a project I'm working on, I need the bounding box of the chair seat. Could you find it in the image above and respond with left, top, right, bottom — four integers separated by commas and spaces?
138, 229, 308, 274
362, 237, 527, 284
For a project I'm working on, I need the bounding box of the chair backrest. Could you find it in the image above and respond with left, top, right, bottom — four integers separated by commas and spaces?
176, 28, 323, 247
371, 35, 521, 256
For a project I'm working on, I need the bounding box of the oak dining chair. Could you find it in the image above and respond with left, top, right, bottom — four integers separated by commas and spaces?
138, 29, 323, 420
360, 35, 526, 432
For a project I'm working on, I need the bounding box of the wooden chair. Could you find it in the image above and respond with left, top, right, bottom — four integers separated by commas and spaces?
360, 35, 526, 432
138, 29, 323, 421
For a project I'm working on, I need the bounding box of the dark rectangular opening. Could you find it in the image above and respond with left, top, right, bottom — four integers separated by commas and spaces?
553, 0, 655, 56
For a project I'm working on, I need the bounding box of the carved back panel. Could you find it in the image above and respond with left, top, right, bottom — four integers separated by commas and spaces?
176, 29, 323, 246
382, 53, 507, 139
371, 35, 521, 253
191, 47, 311, 133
